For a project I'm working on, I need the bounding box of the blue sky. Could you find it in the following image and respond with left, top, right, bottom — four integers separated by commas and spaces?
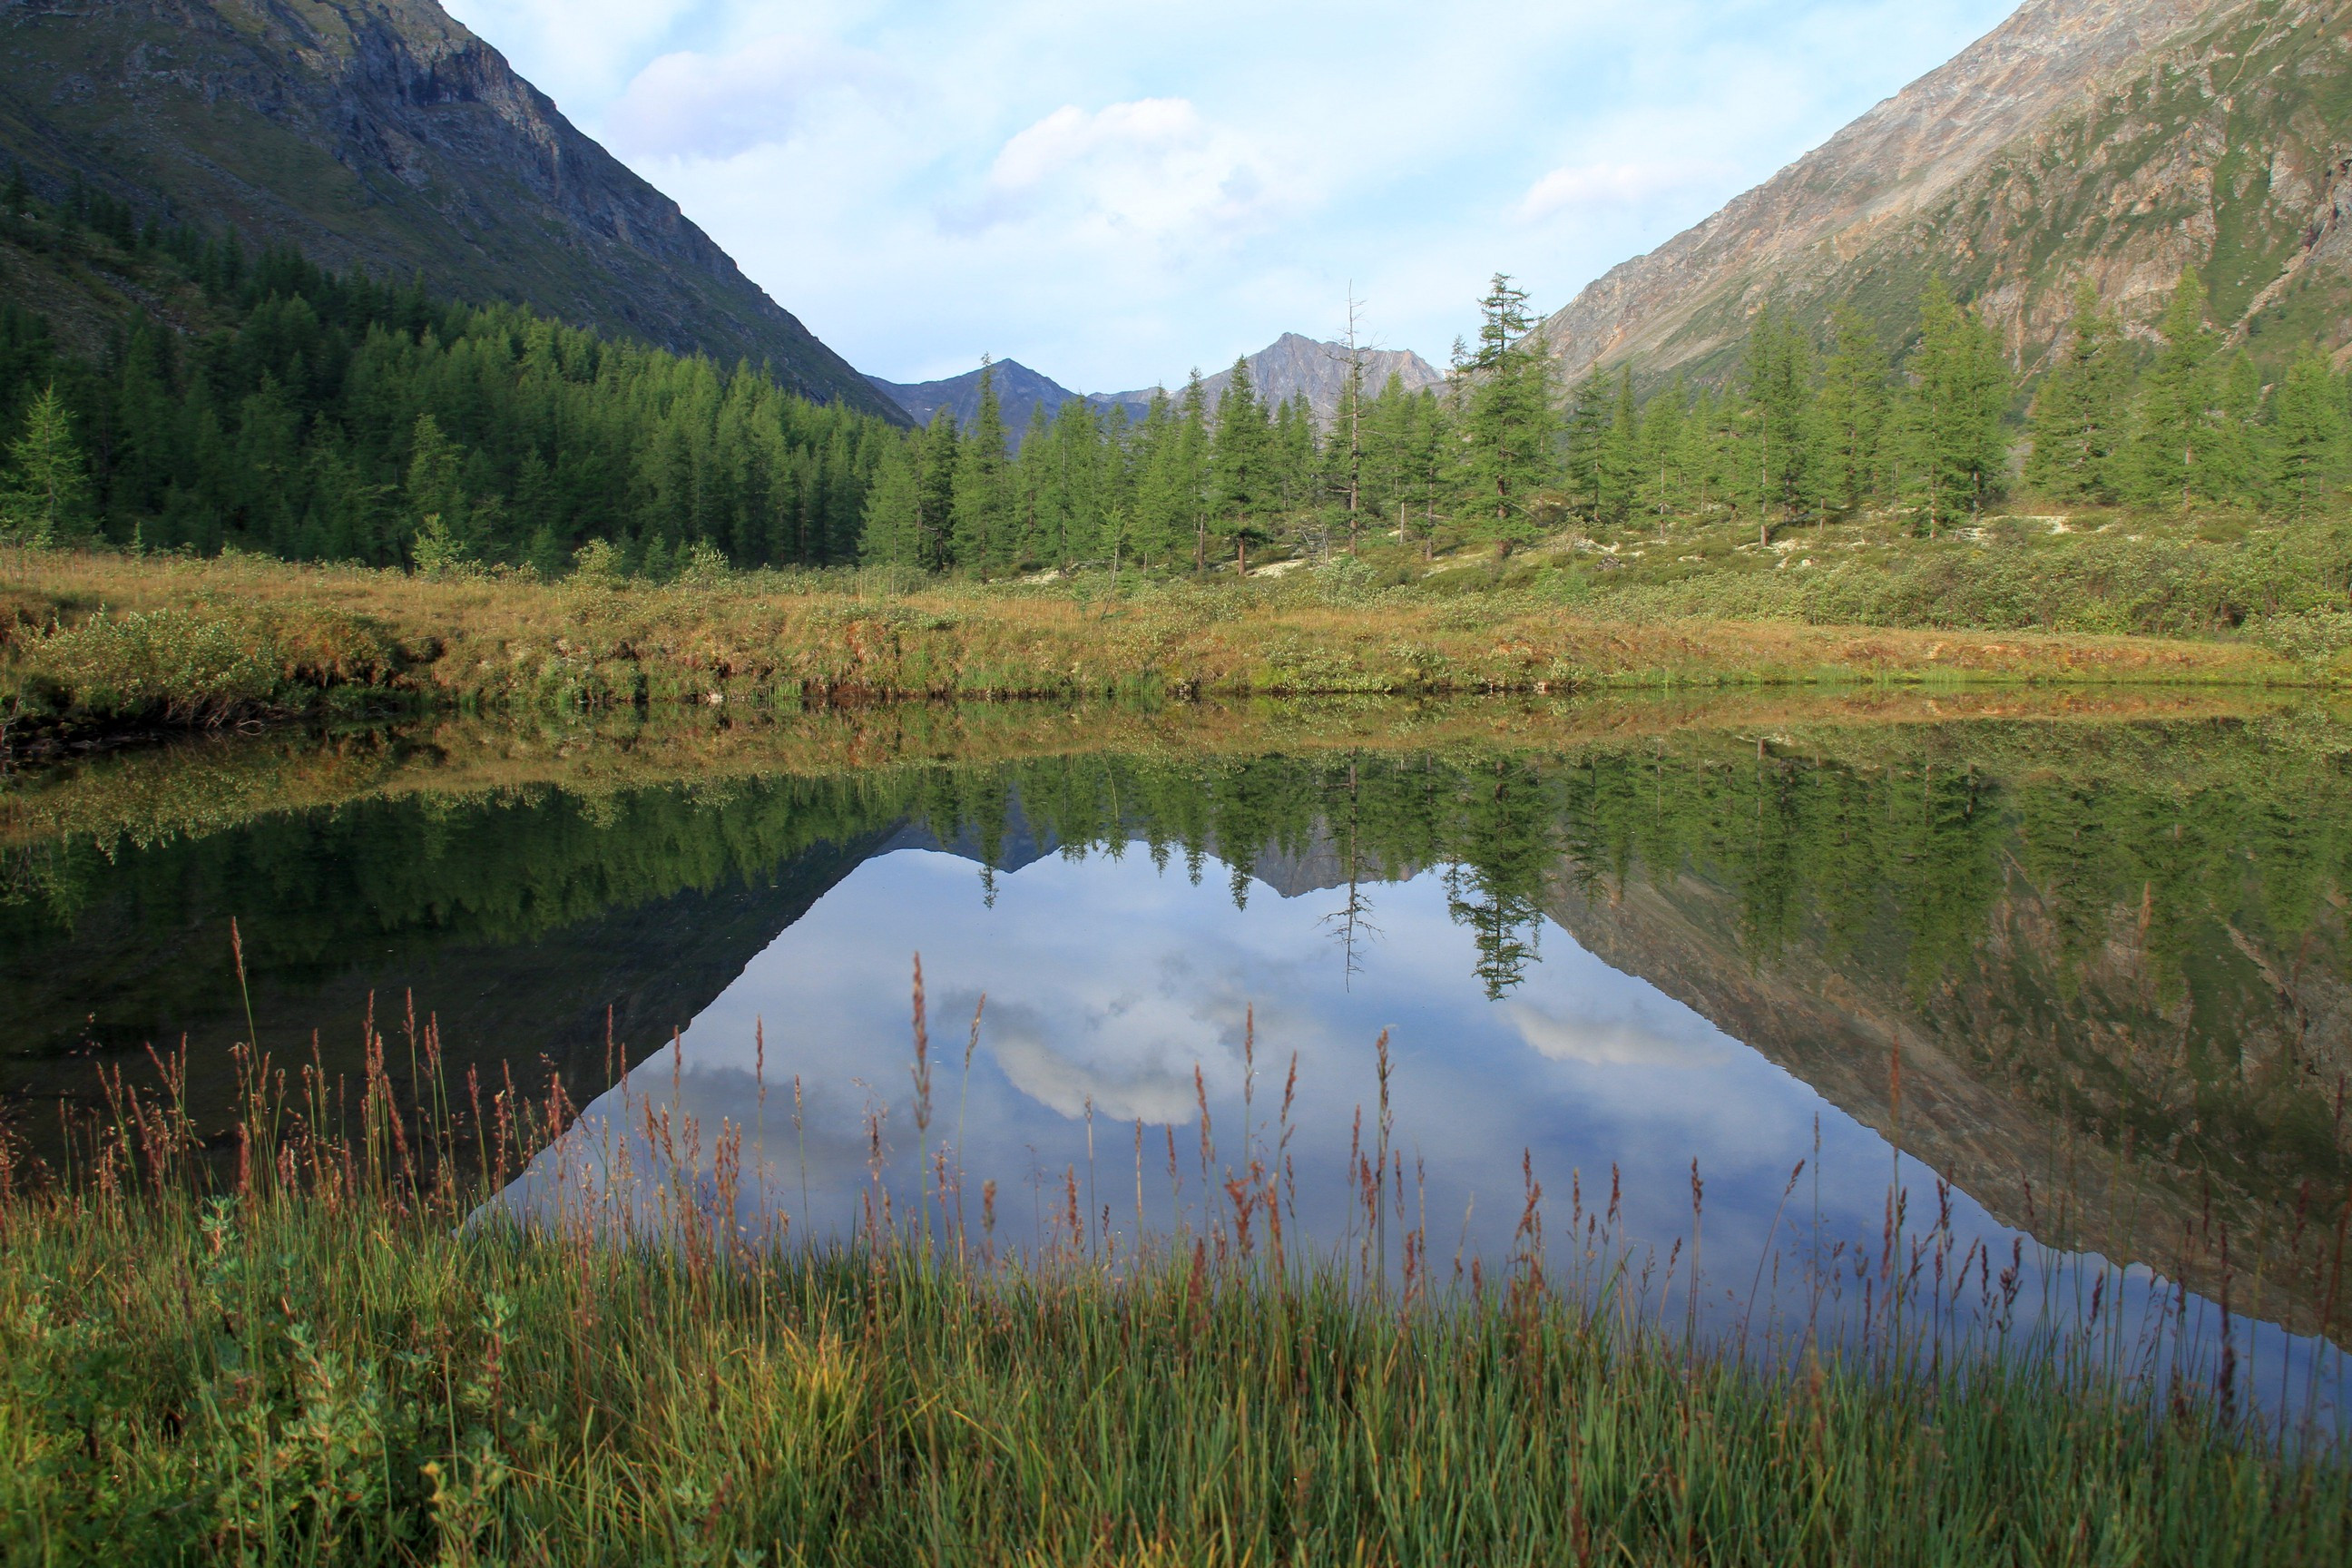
443, 0, 2019, 391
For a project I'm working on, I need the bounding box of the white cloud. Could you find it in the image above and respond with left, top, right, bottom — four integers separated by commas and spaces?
1516, 160, 1739, 224
952, 99, 1286, 248
446, 0, 2025, 388
604, 36, 892, 161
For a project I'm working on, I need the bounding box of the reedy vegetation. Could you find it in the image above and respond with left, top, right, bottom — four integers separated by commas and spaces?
2, 970, 2347, 1565
0, 548, 2304, 739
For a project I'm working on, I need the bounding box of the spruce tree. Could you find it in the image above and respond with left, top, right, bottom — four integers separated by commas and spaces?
2024, 284, 2127, 503
0, 384, 89, 545
1175, 373, 1212, 573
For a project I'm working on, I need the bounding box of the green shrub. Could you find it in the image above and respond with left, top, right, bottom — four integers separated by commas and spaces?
11, 604, 392, 724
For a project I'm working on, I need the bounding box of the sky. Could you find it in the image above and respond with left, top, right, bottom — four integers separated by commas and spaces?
441, 0, 2021, 392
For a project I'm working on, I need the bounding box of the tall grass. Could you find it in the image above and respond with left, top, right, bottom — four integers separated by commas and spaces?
0, 545, 2308, 743
4, 967, 2347, 1565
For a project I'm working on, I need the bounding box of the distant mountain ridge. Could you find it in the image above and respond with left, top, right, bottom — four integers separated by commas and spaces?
0, 0, 901, 419
869, 334, 1448, 441
1097, 334, 1448, 423
866, 359, 1085, 439
1537, 0, 2352, 385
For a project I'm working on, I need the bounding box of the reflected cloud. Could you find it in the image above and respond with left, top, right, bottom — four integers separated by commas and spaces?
992, 1024, 1203, 1123
1504, 1002, 1731, 1069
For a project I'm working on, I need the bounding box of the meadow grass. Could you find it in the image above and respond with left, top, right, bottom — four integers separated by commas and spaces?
3, 979, 2348, 1566
0, 544, 2314, 741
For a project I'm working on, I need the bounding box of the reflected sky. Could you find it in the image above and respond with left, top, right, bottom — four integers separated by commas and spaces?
509, 830, 2347, 1426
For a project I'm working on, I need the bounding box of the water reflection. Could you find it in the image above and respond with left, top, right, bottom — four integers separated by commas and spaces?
5, 710, 2349, 1419
505, 801, 2346, 1425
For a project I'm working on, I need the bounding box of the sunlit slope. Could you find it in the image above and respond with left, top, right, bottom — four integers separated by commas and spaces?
1542, 0, 2352, 384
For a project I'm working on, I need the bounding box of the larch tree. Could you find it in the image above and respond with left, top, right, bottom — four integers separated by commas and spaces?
1811, 308, 1886, 517
951, 359, 1014, 573
0, 383, 89, 544
2124, 270, 2218, 512
1462, 274, 1555, 544
2024, 283, 2128, 504
2267, 349, 2346, 521
1742, 307, 1816, 544
1893, 280, 2010, 535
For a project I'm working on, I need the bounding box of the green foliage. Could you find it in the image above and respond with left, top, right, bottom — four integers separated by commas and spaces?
2026, 284, 2130, 503
1888, 279, 2011, 532
0, 384, 90, 545
10, 604, 391, 724
2268, 348, 2347, 521
1460, 273, 1558, 544
0, 221, 901, 573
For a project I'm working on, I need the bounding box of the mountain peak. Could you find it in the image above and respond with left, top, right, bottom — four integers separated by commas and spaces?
865, 360, 1084, 436
1097, 334, 1447, 423
0, 0, 901, 418
1537, 0, 2335, 385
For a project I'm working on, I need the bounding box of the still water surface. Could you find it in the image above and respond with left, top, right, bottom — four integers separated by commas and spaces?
5, 702, 2348, 1416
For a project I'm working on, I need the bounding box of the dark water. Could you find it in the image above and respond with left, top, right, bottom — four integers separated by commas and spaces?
5, 703, 2350, 1417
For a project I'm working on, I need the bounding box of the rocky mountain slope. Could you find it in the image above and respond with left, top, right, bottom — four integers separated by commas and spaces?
0, 0, 899, 418
1097, 333, 1447, 423
1540, 0, 2352, 386
877, 333, 1449, 440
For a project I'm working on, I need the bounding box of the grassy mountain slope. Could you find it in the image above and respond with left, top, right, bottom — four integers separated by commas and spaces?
1542, 0, 2352, 384
0, 0, 903, 419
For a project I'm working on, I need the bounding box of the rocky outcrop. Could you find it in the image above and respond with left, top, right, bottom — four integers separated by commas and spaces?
0, 0, 902, 417
1538, 0, 2352, 385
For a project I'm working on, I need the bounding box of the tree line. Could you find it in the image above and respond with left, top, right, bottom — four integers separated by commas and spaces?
858, 270, 2352, 579
5, 165, 2349, 578
0, 178, 898, 573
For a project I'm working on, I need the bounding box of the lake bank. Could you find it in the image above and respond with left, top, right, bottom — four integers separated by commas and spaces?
0, 549, 2320, 744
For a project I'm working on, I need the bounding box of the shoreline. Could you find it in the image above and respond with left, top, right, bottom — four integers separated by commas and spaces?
2, 549, 2322, 747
